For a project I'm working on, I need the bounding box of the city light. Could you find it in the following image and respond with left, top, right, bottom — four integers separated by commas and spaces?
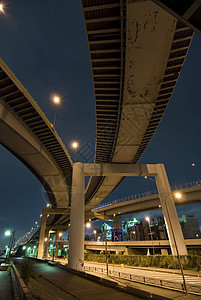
53, 96, 60, 104
145, 217, 150, 223
59, 232, 62, 237
175, 192, 181, 199
86, 222, 91, 228
72, 141, 78, 149
0, 3, 4, 13
192, 163, 195, 167
5, 230, 11, 236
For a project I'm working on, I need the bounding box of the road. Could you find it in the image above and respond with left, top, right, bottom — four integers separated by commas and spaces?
13, 258, 142, 300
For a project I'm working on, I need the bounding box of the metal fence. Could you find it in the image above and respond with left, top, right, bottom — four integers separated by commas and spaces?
84, 265, 201, 295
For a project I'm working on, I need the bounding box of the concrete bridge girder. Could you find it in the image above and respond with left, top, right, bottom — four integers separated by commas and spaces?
0, 101, 69, 208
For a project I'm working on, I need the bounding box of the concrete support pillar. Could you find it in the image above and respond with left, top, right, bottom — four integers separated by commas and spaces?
161, 249, 168, 255
125, 247, 136, 255
152, 164, 187, 256
113, 215, 121, 229
68, 163, 85, 271
37, 213, 47, 259
43, 230, 50, 258
55, 230, 60, 257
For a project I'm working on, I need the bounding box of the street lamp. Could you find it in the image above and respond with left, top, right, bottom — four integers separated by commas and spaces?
72, 141, 79, 162
86, 222, 91, 229
5, 230, 15, 261
145, 217, 155, 255
104, 229, 109, 276
164, 192, 188, 294
93, 229, 97, 241
191, 163, 200, 183
52, 95, 60, 126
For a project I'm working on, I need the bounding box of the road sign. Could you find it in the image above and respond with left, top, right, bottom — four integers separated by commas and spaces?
112, 229, 123, 241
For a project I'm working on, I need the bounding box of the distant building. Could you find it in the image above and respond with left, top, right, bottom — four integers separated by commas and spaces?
179, 215, 201, 239
156, 217, 167, 240
100, 223, 112, 240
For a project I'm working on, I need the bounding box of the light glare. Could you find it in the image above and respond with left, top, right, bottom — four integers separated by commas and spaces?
5, 231, 11, 236
175, 192, 182, 199
86, 222, 91, 228
53, 96, 60, 104
72, 142, 78, 149
0, 3, 4, 12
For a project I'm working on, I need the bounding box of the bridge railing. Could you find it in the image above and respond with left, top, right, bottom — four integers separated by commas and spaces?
91, 180, 201, 211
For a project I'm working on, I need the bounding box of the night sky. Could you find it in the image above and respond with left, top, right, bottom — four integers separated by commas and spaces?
0, 1, 201, 249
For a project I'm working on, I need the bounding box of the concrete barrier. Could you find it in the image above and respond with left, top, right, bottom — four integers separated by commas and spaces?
12, 264, 33, 300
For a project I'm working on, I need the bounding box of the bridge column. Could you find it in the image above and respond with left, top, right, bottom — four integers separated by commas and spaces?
55, 230, 61, 257
43, 230, 50, 258
113, 215, 121, 229
151, 164, 187, 256
37, 213, 47, 259
68, 163, 85, 271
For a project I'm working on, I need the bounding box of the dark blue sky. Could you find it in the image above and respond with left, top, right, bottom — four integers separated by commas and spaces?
0, 1, 201, 248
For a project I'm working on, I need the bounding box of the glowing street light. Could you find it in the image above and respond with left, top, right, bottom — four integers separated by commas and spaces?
52, 95, 60, 126
145, 217, 154, 255
93, 229, 97, 241
0, 3, 5, 13
72, 141, 79, 162
53, 96, 60, 104
72, 142, 78, 149
4, 230, 15, 261
191, 163, 200, 182
86, 222, 91, 228
5, 231, 11, 236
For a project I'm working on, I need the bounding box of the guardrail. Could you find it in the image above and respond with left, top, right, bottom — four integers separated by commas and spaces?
91, 180, 201, 211
84, 265, 201, 295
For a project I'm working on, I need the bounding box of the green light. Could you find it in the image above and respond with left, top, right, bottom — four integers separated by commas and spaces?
5, 231, 11, 236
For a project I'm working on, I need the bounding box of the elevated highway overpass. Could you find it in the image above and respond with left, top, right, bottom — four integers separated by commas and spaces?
81, 0, 194, 214
0, 0, 199, 269
84, 239, 201, 254
0, 57, 72, 210
90, 181, 201, 219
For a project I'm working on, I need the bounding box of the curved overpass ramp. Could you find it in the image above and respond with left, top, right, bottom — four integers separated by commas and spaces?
82, 0, 194, 213
0, 58, 72, 209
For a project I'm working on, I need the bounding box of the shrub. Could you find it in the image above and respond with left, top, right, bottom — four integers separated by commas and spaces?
84, 253, 201, 271
21, 258, 32, 284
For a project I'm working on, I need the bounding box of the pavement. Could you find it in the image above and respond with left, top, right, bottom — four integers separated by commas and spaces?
0, 271, 12, 300
13, 258, 140, 299
14, 258, 201, 299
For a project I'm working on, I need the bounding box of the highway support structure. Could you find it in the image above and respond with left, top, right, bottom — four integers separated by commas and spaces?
37, 163, 187, 271
68, 163, 187, 271
37, 208, 69, 259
